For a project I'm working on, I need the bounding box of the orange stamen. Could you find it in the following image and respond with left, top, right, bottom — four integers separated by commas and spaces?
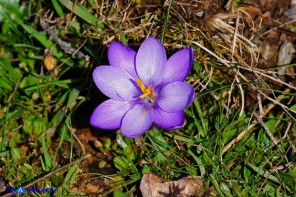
135, 78, 154, 100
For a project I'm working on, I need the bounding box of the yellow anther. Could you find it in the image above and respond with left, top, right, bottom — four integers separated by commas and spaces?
135, 78, 154, 100
136, 78, 146, 93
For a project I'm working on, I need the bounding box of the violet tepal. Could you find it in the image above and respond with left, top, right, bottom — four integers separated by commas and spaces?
90, 37, 195, 138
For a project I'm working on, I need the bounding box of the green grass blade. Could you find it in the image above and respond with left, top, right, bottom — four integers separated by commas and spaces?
58, 0, 104, 28
188, 150, 206, 177
16, 21, 61, 57
51, 0, 64, 17
161, 0, 173, 43
247, 163, 279, 183
41, 138, 52, 171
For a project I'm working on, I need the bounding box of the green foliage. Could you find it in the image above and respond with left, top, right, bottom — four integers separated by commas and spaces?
58, 0, 104, 28
110, 93, 295, 195
0, 0, 104, 195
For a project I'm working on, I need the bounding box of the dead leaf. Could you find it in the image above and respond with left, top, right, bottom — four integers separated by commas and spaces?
140, 173, 215, 197
43, 53, 56, 71
277, 41, 295, 76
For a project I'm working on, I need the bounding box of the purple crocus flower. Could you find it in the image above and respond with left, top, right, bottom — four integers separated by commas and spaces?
90, 37, 195, 138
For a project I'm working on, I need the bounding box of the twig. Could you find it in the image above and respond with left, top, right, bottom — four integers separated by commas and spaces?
7, 79, 20, 103
2, 154, 91, 197
257, 18, 296, 39
40, 11, 90, 61
222, 88, 291, 155
231, 15, 240, 59
239, 66, 296, 91
235, 75, 245, 117
67, 124, 86, 156
190, 40, 294, 119
191, 40, 246, 117
253, 112, 278, 145
270, 161, 295, 172
257, 94, 264, 114
282, 122, 292, 139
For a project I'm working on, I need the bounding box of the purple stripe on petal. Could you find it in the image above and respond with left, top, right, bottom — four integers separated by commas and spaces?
136, 37, 167, 87
157, 81, 195, 113
121, 104, 154, 138
93, 66, 140, 101
154, 107, 185, 129
90, 99, 131, 129
108, 42, 138, 78
162, 47, 194, 85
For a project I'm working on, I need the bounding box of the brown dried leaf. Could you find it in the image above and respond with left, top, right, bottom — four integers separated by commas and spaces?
140, 173, 215, 197
43, 54, 56, 71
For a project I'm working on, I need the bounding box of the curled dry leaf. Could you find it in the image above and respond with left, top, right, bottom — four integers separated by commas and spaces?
140, 173, 216, 197
43, 50, 56, 71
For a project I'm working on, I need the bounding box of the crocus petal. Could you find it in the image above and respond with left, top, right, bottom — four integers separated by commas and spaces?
157, 81, 195, 113
93, 66, 140, 101
162, 47, 194, 85
154, 107, 185, 129
108, 42, 138, 78
136, 37, 167, 87
121, 104, 154, 138
90, 99, 131, 129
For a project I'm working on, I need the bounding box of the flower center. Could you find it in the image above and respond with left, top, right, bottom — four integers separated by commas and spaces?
135, 78, 155, 101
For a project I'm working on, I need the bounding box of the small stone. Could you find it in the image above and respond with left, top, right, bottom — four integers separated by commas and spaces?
46, 127, 56, 137
94, 140, 103, 148
86, 155, 94, 164
98, 160, 107, 169
86, 183, 99, 193
285, 4, 296, 19
32, 92, 39, 100
277, 41, 295, 75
